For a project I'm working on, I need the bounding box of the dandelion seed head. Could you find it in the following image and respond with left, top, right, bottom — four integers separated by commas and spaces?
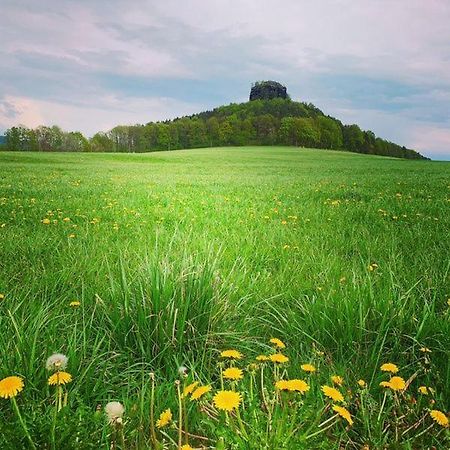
105, 401, 125, 424
46, 353, 68, 371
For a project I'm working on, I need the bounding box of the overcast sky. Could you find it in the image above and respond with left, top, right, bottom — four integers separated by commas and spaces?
1, 0, 449, 159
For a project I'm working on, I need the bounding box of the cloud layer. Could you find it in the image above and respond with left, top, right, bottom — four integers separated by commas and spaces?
1, 0, 449, 159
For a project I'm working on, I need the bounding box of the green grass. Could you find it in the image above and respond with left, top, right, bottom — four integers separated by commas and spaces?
0, 146, 449, 449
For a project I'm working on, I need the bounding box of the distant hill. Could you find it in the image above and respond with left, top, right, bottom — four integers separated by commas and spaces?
2, 82, 428, 159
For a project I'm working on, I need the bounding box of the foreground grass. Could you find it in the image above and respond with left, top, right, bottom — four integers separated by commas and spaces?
0, 147, 449, 448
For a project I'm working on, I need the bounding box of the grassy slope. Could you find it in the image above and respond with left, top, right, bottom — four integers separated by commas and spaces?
0, 147, 449, 448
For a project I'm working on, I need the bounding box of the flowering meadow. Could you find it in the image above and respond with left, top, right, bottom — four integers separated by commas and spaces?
0, 147, 449, 449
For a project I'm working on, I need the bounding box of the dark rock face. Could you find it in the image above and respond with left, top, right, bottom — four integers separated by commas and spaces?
249, 81, 289, 101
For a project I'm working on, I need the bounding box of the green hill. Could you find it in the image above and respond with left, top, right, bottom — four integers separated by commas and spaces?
2, 81, 427, 159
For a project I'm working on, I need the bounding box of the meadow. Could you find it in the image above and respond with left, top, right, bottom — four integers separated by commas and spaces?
0, 146, 449, 449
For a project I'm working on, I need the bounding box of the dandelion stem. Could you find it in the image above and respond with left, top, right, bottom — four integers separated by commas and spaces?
176, 381, 183, 449
235, 407, 248, 441
305, 417, 337, 440
149, 373, 157, 447
377, 391, 387, 423
11, 397, 36, 450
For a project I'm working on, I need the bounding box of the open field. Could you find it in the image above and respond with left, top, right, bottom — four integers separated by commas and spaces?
0, 147, 449, 449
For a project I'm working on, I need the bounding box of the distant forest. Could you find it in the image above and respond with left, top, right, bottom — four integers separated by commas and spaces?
1, 98, 426, 159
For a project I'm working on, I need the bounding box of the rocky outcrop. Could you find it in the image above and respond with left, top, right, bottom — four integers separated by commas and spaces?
249, 81, 289, 101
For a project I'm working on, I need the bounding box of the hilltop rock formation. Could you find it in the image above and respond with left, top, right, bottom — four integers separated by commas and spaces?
249, 81, 289, 101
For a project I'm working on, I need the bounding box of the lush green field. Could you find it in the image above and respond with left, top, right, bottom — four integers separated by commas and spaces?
0, 147, 449, 449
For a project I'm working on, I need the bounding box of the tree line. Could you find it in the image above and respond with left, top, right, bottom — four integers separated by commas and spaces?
1, 98, 427, 159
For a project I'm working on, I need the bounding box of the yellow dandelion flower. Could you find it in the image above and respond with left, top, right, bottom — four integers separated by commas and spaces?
0, 376, 24, 399
48, 371, 72, 386
331, 375, 343, 386
388, 376, 406, 391
380, 363, 399, 374
301, 364, 316, 373
42, 218, 51, 224
156, 408, 172, 428
213, 390, 242, 411
181, 445, 193, 450
223, 367, 243, 380
379, 381, 391, 388
418, 386, 428, 395
275, 380, 290, 391
321, 385, 344, 402
357, 379, 366, 388
69, 301, 80, 307
287, 379, 309, 393
182, 381, 199, 398
270, 338, 286, 349
269, 353, 289, 364
0, 293, 4, 301
191, 385, 211, 400
220, 349, 242, 359
256, 355, 269, 361
333, 405, 353, 425
430, 410, 448, 427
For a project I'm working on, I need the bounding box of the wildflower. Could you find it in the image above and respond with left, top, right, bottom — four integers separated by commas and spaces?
223, 367, 243, 380
213, 390, 242, 411
42, 218, 51, 224
321, 385, 344, 402
420, 347, 431, 353
430, 410, 448, 427
68, 234, 75, 238
0, 293, 4, 301
105, 401, 125, 424
418, 386, 428, 395
332, 405, 353, 425
301, 364, 316, 373
388, 376, 406, 391
0, 376, 24, 399
270, 338, 286, 349
380, 363, 399, 374
156, 408, 172, 428
357, 379, 366, 388
287, 379, 309, 393
331, 375, 343, 386
220, 349, 242, 360
48, 371, 72, 386
256, 355, 269, 361
182, 381, 199, 398
275, 380, 290, 391
269, 353, 289, 363
191, 385, 211, 400
178, 366, 188, 377
46, 353, 68, 371
69, 301, 80, 307
181, 445, 193, 450
380, 381, 391, 388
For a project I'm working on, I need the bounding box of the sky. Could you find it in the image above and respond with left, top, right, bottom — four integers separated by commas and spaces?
1, 0, 450, 160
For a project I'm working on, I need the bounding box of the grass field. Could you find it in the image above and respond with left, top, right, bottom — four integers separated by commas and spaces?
0, 147, 449, 449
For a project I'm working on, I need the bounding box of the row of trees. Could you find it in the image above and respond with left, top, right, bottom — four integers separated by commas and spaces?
3, 125, 89, 152
1, 99, 426, 159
